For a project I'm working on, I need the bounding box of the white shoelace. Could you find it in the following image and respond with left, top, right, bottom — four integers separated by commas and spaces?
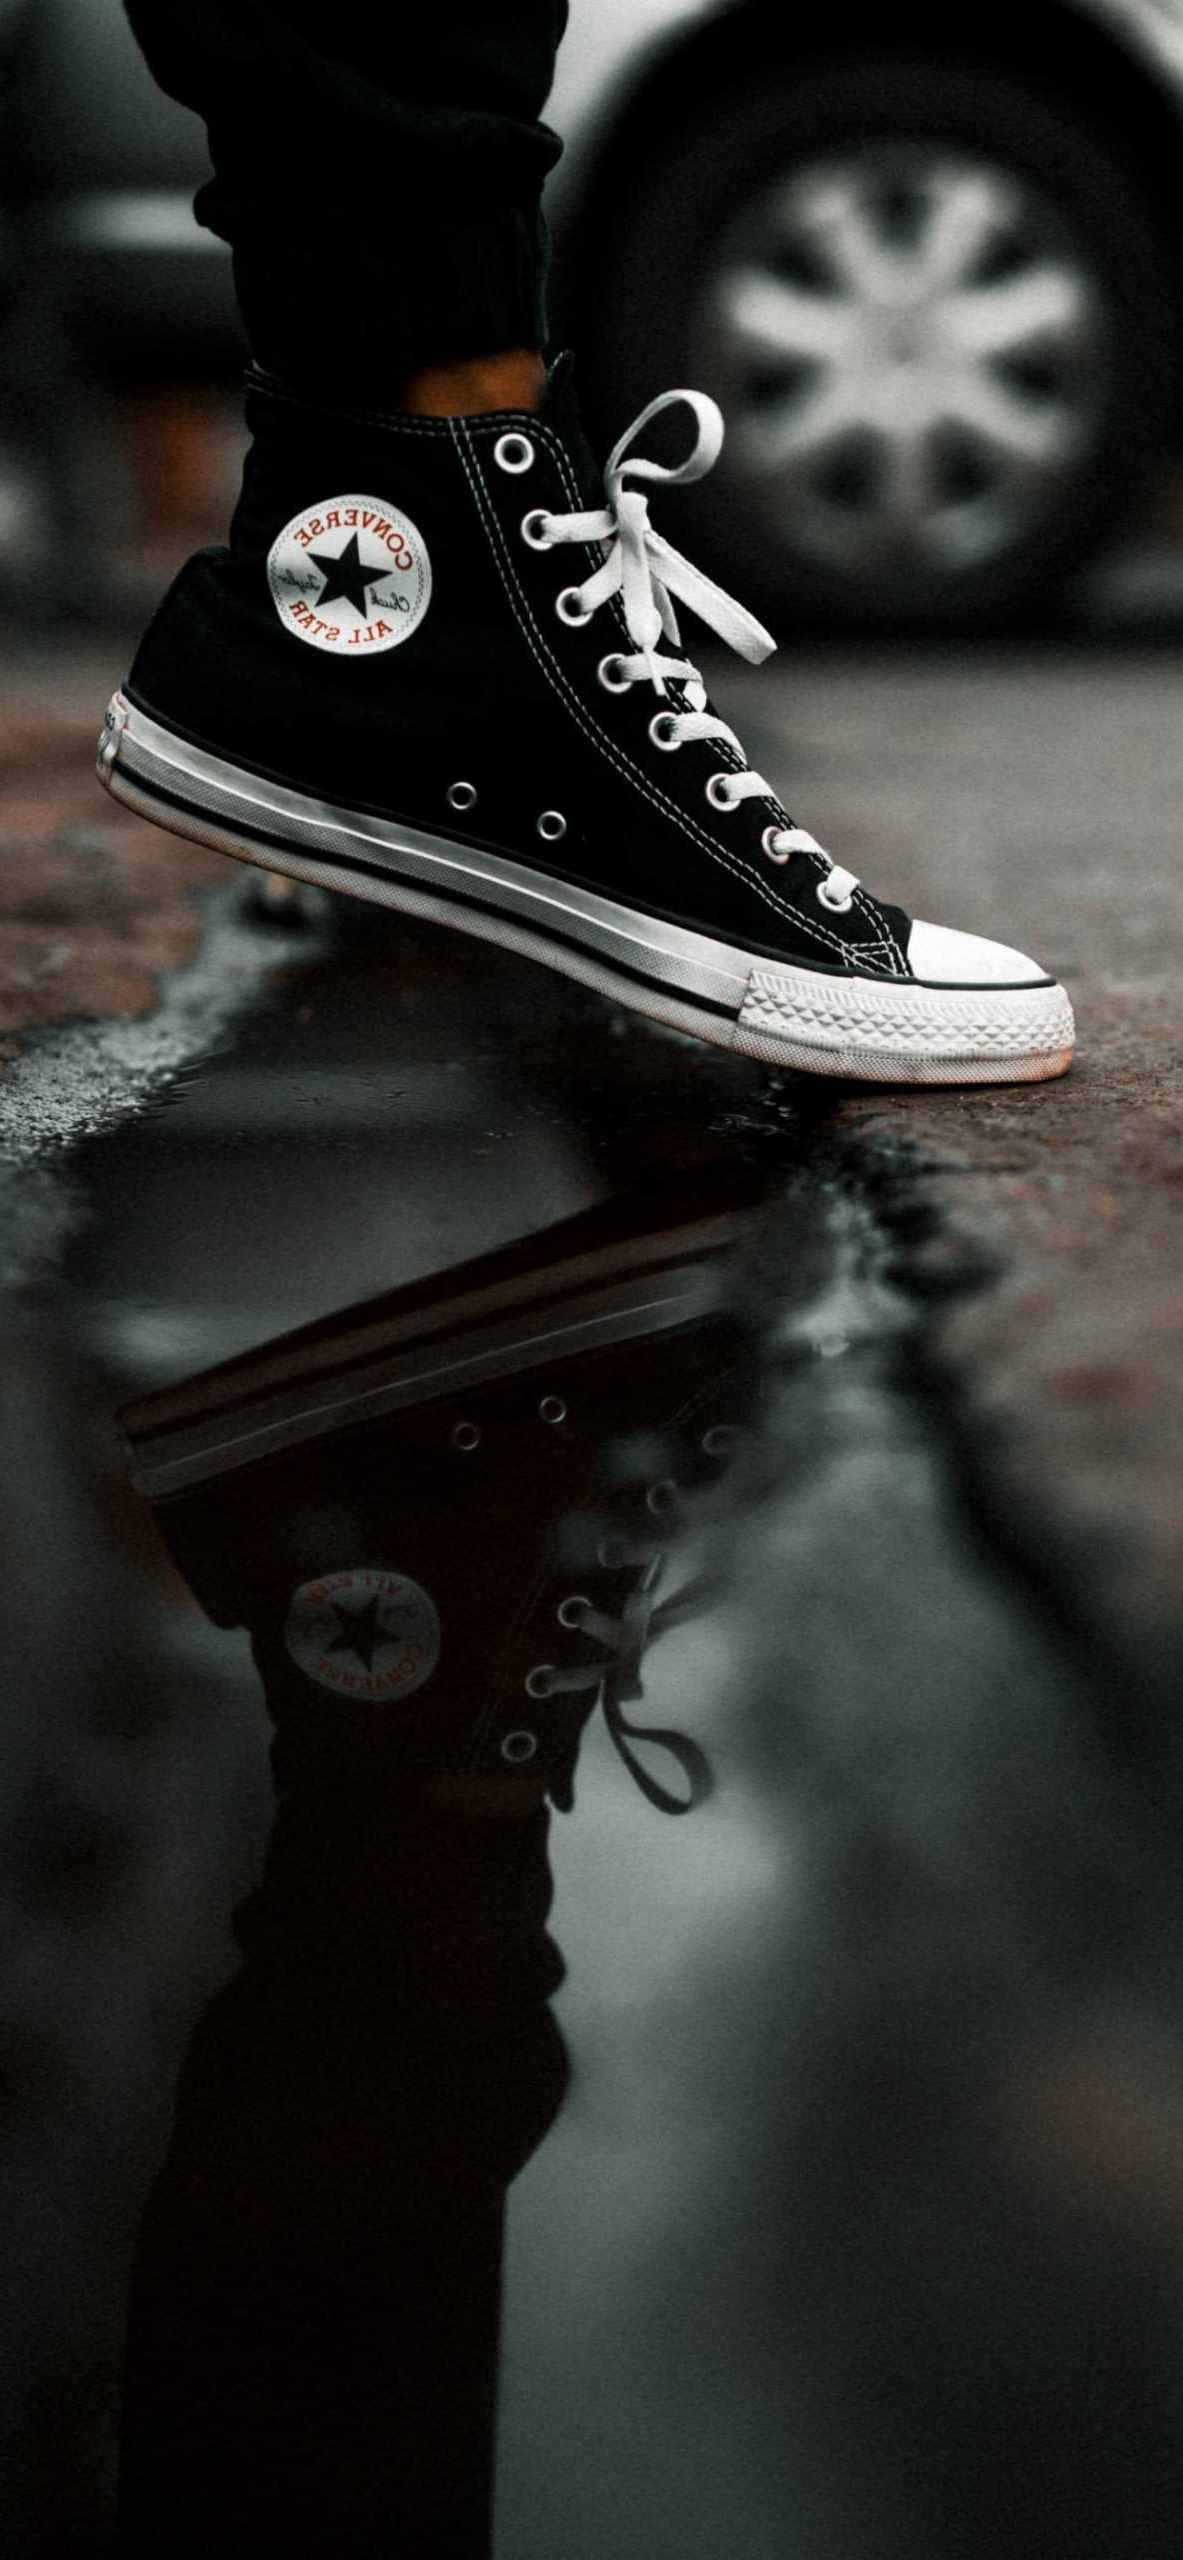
530, 388, 860, 907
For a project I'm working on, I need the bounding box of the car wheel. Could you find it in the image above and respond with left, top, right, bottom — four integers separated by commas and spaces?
580, 55, 1178, 629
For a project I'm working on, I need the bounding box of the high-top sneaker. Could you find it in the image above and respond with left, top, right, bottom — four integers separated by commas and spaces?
119, 1184, 774, 2558
98, 360, 1073, 1087
122, 1180, 763, 1861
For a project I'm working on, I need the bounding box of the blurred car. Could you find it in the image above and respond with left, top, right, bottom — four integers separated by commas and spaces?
2, 0, 238, 377
8, 0, 1183, 627
550, 0, 1183, 627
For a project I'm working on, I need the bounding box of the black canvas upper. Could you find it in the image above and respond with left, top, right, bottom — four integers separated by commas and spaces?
150, 1315, 739, 1817
127, 360, 912, 980
129, 1177, 762, 1821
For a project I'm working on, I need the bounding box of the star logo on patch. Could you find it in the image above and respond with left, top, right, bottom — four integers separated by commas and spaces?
325, 1591, 389, 1673
266, 495, 433, 656
308, 531, 391, 621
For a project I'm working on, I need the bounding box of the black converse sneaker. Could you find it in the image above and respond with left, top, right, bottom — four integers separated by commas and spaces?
98, 359, 1073, 1086
121, 1180, 760, 1822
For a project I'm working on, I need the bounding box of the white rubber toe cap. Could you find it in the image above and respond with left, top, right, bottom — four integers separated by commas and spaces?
907, 919, 1051, 987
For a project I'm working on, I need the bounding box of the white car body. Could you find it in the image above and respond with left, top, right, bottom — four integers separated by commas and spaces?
548, 0, 1183, 170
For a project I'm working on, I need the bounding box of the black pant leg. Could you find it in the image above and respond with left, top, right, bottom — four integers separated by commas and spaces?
117, 1798, 569, 2557
122, 1, 569, 388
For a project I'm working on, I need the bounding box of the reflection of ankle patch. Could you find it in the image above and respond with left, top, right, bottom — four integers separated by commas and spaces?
284, 1567, 440, 1700
267, 496, 432, 655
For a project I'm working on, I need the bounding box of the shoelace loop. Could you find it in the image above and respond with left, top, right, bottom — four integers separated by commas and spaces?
531, 1549, 716, 1817
541, 387, 774, 681
533, 389, 860, 904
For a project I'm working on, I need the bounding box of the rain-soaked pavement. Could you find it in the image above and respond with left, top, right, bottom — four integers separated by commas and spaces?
3, 632, 1183, 2556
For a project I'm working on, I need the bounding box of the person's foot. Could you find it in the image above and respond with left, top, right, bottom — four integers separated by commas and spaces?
98, 359, 1073, 1085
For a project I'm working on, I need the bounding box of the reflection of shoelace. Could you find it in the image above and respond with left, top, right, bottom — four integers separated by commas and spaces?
523, 387, 860, 913
526, 1475, 725, 1816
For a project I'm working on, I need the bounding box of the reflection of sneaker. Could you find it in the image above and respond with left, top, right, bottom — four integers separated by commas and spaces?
99, 361, 1073, 1087
122, 1183, 760, 1821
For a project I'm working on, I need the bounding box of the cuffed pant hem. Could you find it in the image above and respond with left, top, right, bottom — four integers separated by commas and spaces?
229, 202, 553, 394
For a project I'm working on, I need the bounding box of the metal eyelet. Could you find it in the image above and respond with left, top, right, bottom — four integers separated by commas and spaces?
537, 810, 567, 842
557, 1595, 592, 1629
646, 1479, 678, 1515
524, 1666, 554, 1700
762, 824, 789, 864
539, 1394, 567, 1424
447, 780, 477, 813
816, 877, 854, 914
451, 1420, 481, 1451
556, 586, 593, 627
649, 712, 681, 752
521, 508, 554, 550
598, 654, 632, 694
597, 1534, 629, 1569
701, 1424, 742, 1458
706, 773, 739, 812
495, 432, 535, 474
501, 1728, 540, 1762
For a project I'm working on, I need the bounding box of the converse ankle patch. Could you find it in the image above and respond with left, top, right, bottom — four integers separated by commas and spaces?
267, 496, 432, 655
284, 1567, 441, 1700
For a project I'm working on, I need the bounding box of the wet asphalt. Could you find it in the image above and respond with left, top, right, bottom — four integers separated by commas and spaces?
2, 613, 1183, 2554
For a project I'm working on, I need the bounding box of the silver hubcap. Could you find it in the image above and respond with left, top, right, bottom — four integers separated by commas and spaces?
701, 148, 1106, 580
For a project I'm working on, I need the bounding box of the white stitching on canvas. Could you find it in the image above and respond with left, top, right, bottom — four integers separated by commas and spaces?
455, 421, 898, 973
246, 378, 906, 977
499, 421, 904, 975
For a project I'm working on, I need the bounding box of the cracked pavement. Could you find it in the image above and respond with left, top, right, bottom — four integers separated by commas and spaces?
721, 646, 1183, 1739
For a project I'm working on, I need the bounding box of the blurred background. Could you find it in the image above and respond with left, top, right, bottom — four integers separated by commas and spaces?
5, 0, 1183, 628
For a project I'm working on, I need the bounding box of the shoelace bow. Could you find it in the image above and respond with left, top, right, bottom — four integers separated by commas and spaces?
534, 387, 859, 906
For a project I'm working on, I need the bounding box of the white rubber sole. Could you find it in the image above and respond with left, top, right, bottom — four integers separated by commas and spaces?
97, 693, 1075, 1086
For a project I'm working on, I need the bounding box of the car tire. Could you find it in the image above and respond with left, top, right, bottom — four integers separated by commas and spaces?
578, 54, 1179, 631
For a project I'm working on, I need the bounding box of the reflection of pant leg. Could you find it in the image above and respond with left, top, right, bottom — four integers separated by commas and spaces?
122, 2, 569, 388
118, 1793, 568, 2558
